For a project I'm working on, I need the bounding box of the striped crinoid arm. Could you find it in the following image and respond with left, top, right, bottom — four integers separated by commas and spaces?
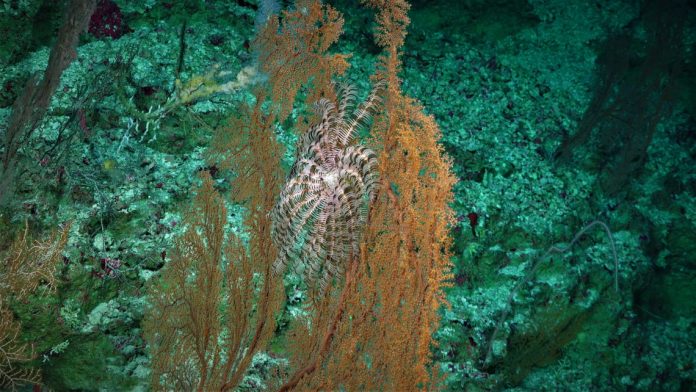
335, 82, 358, 123
289, 101, 338, 178
303, 170, 367, 290
271, 168, 324, 274
340, 145, 379, 200
337, 80, 386, 145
